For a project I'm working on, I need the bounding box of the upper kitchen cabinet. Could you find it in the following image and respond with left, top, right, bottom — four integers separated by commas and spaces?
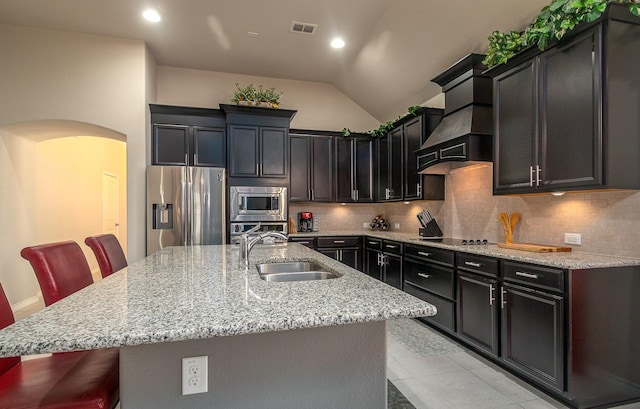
490, 3, 640, 194
289, 130, 334, 202
376, 126, 403, 201
221, 104, 297, 185
150, 104, 226, 167
334, 136, 375, 203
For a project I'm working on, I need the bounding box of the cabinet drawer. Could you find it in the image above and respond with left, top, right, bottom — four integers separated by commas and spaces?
288, 237, 316, 248
317, 236, 361, 248
502, 261, 564, 292
364, 237, 382, 251
404, 282, 455, 333
382, 240, 403, 255
404, 258, 454, 299
404, 244, 454, 266
456, 253, 499, 277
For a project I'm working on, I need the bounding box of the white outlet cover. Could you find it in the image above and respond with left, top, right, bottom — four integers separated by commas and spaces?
564, 233, 582, 245
394, 223, 400, 229
182, 356, 208, 395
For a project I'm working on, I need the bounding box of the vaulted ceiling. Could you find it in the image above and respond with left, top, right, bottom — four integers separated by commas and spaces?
0, 0, 550, 121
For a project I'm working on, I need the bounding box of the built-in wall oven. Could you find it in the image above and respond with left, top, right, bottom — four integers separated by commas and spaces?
229, 186, 288, 243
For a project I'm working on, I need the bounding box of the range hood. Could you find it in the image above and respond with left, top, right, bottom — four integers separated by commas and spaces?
417, 54, 493, 174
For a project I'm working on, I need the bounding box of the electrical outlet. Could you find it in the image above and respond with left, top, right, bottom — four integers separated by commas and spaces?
363, 222, 369, 228
394, 223, 400, 229
182, 356, 207, 395
564, 233, 582, 245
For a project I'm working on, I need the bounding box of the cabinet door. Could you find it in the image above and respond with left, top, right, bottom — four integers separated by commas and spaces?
501, 284, 565, 392
457, 272, 499, 356
365, 249, 382, 280
383, 253, 403, 290
318, 249, 339, 262
403, 116, 423, 200
376, 136, 390, 201
193, 126, 225, 167
289, 135, 311, 201
311, 136, 333, 201
389, 127, 403, 200
228, 125, 259, 177
340, 248, 361, 271
153, 124, 189, 165
354, 138, 374, 202
334, 138, 355, 202
260, 127, 288, 177
539, 31, 602, 190
494, 60, 537, 193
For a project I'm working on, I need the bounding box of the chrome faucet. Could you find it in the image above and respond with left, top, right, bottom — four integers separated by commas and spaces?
239, 224, 288, 267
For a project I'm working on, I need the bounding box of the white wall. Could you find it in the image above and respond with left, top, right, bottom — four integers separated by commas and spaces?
157, 66, 380, 131
0, 23, 150, 304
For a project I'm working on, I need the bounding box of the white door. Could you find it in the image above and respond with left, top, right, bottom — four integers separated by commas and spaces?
102, 173, 119, 237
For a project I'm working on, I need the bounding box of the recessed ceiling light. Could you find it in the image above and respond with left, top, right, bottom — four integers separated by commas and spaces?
142, 9, 161, 23
331, 38, 345, 49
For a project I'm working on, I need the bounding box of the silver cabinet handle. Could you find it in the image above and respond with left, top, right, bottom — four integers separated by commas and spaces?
418, 273, 432, 279
368, 241, 377, 245
386, 245, 398, 249
417, 183, 421, 197
385, 188, 390, 200
311, 189, 314, 201
355, 190, 359, 201
515, 271, 539, 279
529, 165, 534, 187
501, 288, 507, 309
536, 165, 542, 186
298, 241, 311, 244
418, 251, 431, 257
377, 252, 383, 266
464, 261, 482, 268
489, 284, 495, 306
333, 240, 346, 244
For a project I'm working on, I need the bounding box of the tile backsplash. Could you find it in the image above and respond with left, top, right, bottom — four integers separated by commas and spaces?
289, 164, 640, 258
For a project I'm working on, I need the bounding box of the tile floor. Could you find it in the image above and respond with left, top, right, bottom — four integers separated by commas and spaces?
12, 303, 640, 409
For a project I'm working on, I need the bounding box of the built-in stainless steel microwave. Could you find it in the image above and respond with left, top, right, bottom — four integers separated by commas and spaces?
229, 186, 287, 222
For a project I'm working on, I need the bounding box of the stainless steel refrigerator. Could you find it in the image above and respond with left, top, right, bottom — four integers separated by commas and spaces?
146, 166, 225, 255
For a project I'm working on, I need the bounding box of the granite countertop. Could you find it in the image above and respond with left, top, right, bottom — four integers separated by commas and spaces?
290, 230, 640, 270
0, 244, 436, 357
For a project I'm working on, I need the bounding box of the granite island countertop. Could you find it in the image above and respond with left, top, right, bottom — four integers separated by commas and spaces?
291, 230, 640, 270
0, 243, 436, 357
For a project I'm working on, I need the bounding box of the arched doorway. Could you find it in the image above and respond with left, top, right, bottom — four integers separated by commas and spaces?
0, 119, 126, 309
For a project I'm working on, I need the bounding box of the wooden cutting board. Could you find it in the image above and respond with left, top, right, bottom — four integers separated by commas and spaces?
497, 242, 572, 253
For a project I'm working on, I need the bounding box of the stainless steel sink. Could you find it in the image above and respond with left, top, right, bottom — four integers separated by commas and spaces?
256, 261, 340, 282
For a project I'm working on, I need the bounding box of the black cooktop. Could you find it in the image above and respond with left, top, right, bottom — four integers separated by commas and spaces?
418, 237, 492, 246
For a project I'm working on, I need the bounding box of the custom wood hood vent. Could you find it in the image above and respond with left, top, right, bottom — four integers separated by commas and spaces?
417, 54, 493, 174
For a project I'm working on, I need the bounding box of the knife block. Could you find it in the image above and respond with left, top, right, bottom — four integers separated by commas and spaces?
419, 219, 443, 238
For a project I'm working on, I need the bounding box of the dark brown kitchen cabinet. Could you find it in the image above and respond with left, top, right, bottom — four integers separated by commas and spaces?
456, 253, 500, 357
376, 127, 403, 201
403, 111, 444, 200
381, 241, 403, 289
317, 236, 362, 271
228, 125, 288, 178
150, 105, 226, 167
334, 137, 374, 202
491, 5, 640, 194
403, 244, 455, 333
289, 133, 333, 202
364, 237, 383, 280
288, 237, 316, 249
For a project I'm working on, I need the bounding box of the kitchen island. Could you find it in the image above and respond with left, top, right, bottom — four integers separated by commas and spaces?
0, 243, 436, 409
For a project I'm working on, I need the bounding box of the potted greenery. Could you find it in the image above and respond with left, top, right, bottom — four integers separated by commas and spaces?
484, 0, 640, 68
341, 105, 423, 138
231, 83, 283, 108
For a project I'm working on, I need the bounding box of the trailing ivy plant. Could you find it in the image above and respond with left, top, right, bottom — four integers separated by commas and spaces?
342, 105, 423, 138
484, 0, 640, 68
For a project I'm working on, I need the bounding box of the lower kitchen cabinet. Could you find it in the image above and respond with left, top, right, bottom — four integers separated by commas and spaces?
364, 237, 383, 280
501, 282, 565, 393
317, 236, 362, 271
288, 237, 317, 249
403, 244, 455, 333
456, 253, 500, 357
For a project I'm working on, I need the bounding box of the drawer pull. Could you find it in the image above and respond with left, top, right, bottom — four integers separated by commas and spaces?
368, 241, 377, 245
386, 245, 398, 249
417, 251, 431, 257
298, 241, 310, 244
489, 284, 495, 306
515, 271, 539, 279
464, 261, 482, 268
417, 273, 432, 279
333, 240, 346, 244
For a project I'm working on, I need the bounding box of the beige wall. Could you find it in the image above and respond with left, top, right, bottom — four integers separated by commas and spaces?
157, 66, 380, 131
291, 164, 640, 258
0, 23, 150, 304
36, 136, 127, 280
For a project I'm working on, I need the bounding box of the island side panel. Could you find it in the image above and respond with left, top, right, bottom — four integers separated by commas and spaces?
120, 321, 387, 409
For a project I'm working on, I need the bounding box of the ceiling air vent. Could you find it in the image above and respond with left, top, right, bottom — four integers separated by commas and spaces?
290, 21, 317, 35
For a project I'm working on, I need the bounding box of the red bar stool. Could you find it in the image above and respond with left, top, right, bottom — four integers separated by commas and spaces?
85, 234, 128, 278
20, 241, 94, 306
0, 282, 119, 408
